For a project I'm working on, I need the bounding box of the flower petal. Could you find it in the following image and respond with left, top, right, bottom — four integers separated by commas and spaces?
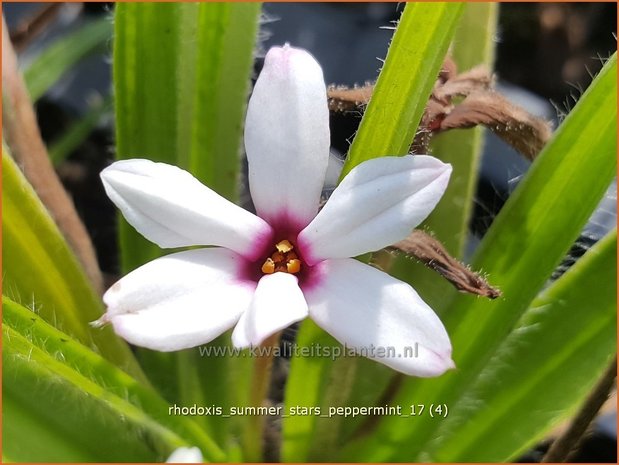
166, 447, 203, 463
245, 45, 330, 229
298, 155, 451, 264
101, 248, 255, 351
232, 272, 308, 348
305, 258, 453, 377
101, 159, 272, 260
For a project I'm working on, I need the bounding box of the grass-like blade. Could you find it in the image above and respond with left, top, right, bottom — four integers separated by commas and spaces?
343, 52, 617, 461
340, 2, 464, 178
114, 2, 260, 271
2, 150, 146, 382
283, 4, 463, 460
113, 3, 262, 452
388, 2, 498, 308
430, 229, 617, 461
23, 17, 112, 102
3, 296, 225, 462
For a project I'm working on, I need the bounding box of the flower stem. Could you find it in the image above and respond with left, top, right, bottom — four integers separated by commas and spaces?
242, 331, 281, 462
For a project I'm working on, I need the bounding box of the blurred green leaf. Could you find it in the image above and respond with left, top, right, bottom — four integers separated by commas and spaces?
343, 53, 617, 461
341, 2, 464, 178
48, 95, 112, 165
430, 229, 617, 461
3, 296, 225, 462
23, 18, 112, 102
2, 149, 145, 382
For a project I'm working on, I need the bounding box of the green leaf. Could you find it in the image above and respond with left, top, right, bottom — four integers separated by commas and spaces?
340, 2, 464, 178
113, 3, 262, 455
282, 324, 397, 462
430, 229, 617, 461
389, 1, 498, 310
283, 5, 464, 461
342, 53, 617, 461
282, 321, 349, 461
3, 296, 225, 462
424, 2, 498, 255
48, 95, 113, 165
114, 2, 261, 271
1, 150, 146, 382
23, 18, 112, 102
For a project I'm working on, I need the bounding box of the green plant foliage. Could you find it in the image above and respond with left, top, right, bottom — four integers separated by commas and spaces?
113, 3, 262, 455
4, 4, 616, 462
1, 149, 145, 381
24, 17, 112, 102
388, 2, 498, 308
114, 2, 261, 271
430, 229, 617, 461
283, 4, 464, 461
341, 2, 464, 178
342, 53, 617, 462
3, 296, 225, 462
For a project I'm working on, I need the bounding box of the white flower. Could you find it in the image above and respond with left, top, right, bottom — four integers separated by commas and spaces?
98, 45, 454, 377
166, 446, 203, 463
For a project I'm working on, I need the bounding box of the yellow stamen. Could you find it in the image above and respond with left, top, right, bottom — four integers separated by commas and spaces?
261, 258, 275, 274
286, 259, 301, 274
275, 239, 294, 253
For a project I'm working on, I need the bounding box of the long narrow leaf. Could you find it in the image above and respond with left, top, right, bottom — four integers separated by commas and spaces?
283, 5, 463, 460
3, 297, 225, 462
114, 2, 260, 270
343, 53, 617, 461
23, 17, 112, 102
430, 229, 617, 461
113, 3, 261, 452
2, 150, 146, 382
341, 2, 464, 177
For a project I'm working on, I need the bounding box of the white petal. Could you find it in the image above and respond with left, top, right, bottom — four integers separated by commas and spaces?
101, 159, 272, 260
298, 155, 451, 264
101, 248, 256, 351
305, 259, 453, 377
245, 45, 330, 229
232, 272, 308, 348
166, 447, 203, 463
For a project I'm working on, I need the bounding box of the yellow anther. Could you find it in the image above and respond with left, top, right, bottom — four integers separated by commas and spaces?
261, 258, 275, 274
286, 259, 301, 274
275, 239, 294, 253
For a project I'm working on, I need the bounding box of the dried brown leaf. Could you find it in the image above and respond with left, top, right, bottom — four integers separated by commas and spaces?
327, 83, 374, 112
327, 57, 550, 160
390, 230, 501, 299
440, 91, 553, 160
